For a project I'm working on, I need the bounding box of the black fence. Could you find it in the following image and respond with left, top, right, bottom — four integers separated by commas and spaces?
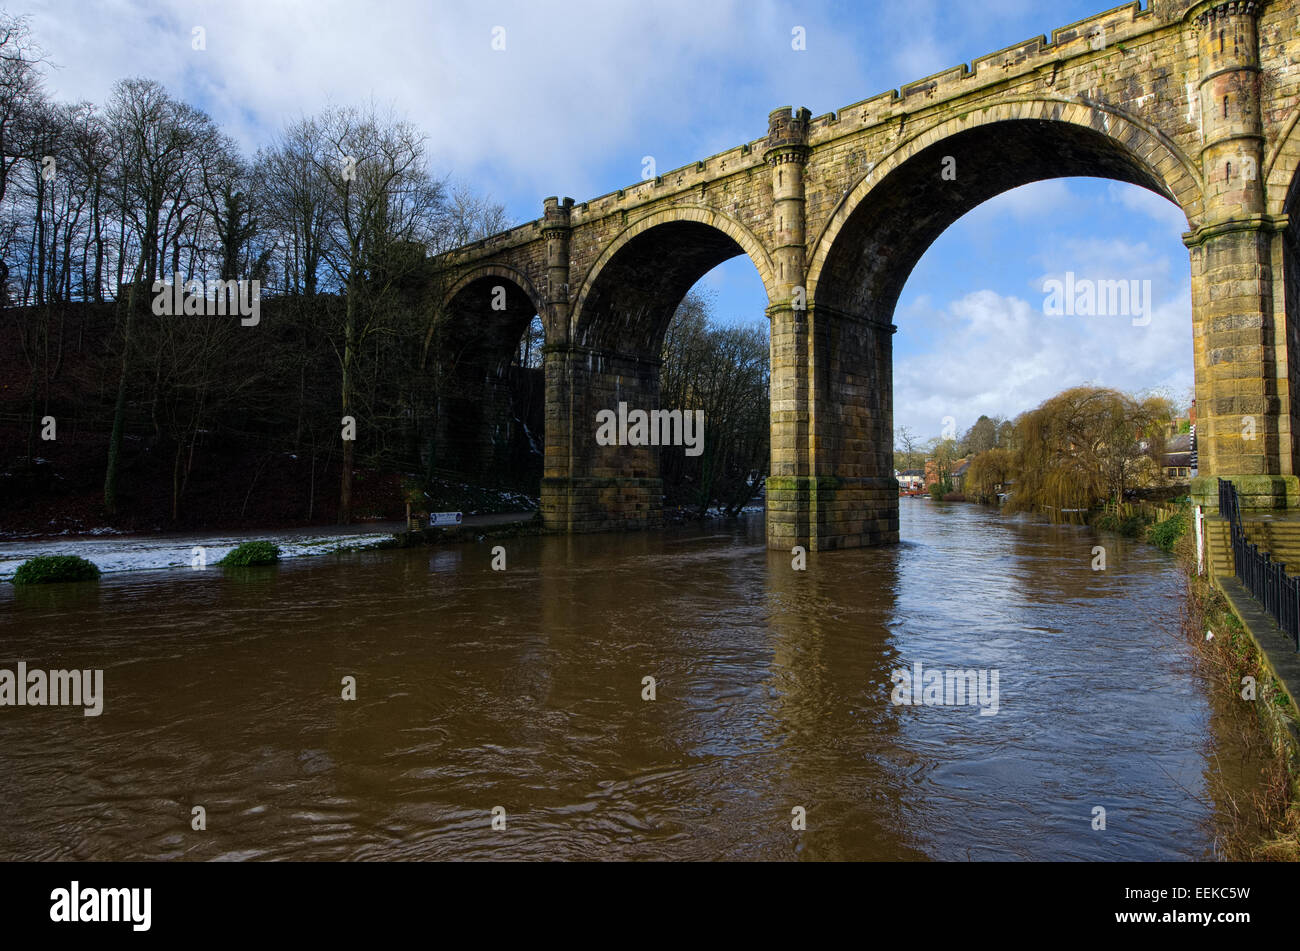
1220, 478, 1300, 650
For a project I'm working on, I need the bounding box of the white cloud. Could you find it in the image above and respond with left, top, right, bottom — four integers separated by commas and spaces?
964, 180, 1075, 230
894, 285, 1193, 439
26, 0, 872, 221
1107, 182, 1190, 232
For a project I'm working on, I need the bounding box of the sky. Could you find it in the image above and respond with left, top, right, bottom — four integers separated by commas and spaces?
23, 0, 1192, 443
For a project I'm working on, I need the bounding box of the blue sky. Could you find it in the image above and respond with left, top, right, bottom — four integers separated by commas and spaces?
27, 0, 1192, 441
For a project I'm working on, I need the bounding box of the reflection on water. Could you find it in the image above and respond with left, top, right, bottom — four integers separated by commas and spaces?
0, 501, 1249, 859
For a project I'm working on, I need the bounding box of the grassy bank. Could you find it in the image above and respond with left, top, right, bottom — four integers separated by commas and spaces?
1153, 508, 1300, 860
1089, 497, 1186, 543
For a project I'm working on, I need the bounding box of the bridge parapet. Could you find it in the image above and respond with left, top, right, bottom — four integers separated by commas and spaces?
811, 2, 1162, 137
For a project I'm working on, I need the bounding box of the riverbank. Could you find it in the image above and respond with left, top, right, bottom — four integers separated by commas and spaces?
0, 510, 538, 581
1168, 518, 1300, 859
0, 436, 538, 538
380, 511, 543, 548
0, 501, 746, 580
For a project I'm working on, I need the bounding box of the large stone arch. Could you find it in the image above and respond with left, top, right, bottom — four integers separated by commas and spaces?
776, 101, 1205, 551
543, 208, 777, 535
806, 99, 1204, 308
434, 264, 547, 486
570, 206, 779, 353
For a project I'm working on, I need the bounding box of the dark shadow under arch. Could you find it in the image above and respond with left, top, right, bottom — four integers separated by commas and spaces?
813, 118, 1186, 321
573, 218, 768, 358
433, 273, 545, 487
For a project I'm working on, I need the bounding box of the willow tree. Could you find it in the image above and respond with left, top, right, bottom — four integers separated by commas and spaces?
1004, 386, 1173, 519
965, 447, 1015, 503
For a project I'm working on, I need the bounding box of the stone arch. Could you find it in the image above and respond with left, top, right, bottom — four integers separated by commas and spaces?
570, 206, 779, 353
544, 207, 777, 538
442, 264, 545, 370
1265, 102, 1300, 218
435, 264, 547, 485
444, 263, 545, 325
781, 99, 1205, 550
806, 98, 1205, 311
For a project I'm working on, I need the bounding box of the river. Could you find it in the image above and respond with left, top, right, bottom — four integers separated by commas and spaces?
0, 500, 1254, 860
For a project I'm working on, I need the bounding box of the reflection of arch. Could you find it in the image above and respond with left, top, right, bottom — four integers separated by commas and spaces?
806, 100, 1204, 312
1265, 103, 1300, 218
571, 207, 779, 351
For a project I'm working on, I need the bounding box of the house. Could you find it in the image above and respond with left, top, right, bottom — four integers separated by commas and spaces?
950, 457, 973, 493
897, 469, 925, 494
1162, 432, 1194, 482
923, 456, 972, 493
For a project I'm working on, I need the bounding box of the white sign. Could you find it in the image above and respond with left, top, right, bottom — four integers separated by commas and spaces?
429, 512, 462, 527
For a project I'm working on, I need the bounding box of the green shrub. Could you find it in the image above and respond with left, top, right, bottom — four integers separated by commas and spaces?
219, 541, 281, 566
1149, 505, 1190, 553
1092, 511, 1121, 533
1121, 514, 1149, 537
11, 554, 101, 584
1092, 511, 1152, 537
928, 480, 953, 501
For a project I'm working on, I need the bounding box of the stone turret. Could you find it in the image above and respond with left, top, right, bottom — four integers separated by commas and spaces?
1189, 0, 1265, 215
541, 196, 574, 343
764, 107, 811, 299
1184, 0, 1296, 510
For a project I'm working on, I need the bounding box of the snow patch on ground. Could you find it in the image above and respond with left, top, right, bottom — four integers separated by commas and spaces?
0, 525, 399, 580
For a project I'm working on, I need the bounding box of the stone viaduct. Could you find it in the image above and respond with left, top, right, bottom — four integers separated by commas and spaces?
432, 0, 1300, 550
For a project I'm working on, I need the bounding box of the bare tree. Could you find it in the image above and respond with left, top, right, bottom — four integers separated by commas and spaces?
440, 181, 508, 251
254, 118, 332, 296
894, 426, 921, 471
311, 104, 446, 522
0, 16, 522, 529
102, 78, 216, 514
0, 12, 45, 300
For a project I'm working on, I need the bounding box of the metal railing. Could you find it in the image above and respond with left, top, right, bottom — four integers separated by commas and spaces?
1220, 478, 1300, 650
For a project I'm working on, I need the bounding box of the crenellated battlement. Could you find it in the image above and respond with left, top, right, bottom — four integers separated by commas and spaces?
816, 2, 1160, 135
1188, 0, 1264, 29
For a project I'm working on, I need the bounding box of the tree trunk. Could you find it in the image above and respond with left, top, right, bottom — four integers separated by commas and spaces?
103, 275, 141, 516
338, 292, 356, 524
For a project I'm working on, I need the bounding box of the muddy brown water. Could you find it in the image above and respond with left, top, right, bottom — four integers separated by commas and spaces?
0, 501, 1257, 859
